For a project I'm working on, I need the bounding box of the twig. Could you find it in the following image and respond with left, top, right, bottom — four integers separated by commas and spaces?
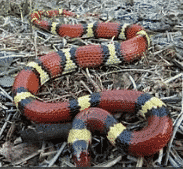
153, 148, 163, 166
128, 74, 137, 90
48, 142, 67, 167
164, 75, 183, 165
136, 157, 143, 167
0, 86, 13, 102
164, 73, 183, 84
80, 80, 93, 94
0, 113, 12, 138
93, 155, 122, 167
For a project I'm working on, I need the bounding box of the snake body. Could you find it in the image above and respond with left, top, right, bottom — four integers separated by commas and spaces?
12, 9, 173, 167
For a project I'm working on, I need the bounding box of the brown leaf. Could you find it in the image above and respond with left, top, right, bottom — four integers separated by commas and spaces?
0, 141, 39, 165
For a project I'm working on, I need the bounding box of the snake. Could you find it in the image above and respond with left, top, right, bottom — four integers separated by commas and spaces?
12, 9, 173, 167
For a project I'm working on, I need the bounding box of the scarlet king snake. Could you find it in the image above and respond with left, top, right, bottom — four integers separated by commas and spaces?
12, 9, 173, 167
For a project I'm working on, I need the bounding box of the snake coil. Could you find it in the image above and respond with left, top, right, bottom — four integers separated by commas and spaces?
13, 9, 173, 167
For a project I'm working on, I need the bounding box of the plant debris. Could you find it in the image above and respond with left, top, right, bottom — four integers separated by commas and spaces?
0, 0, 183, 167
